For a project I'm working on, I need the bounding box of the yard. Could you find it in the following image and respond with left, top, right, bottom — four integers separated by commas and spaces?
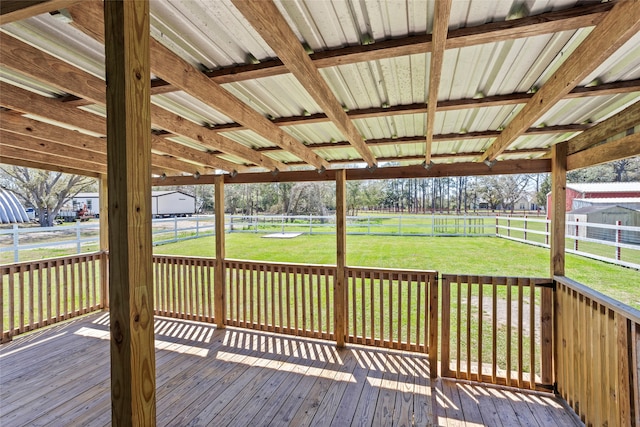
155, 233, 640, 310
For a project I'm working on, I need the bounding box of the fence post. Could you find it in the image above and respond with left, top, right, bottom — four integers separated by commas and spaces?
367, 215, 371, 235
524, 215, 528, 241
545, 221, 549, 246
429, 273, 439, 379
214, 175, 226, 329
196, 216, 200, 238
76, 220, 82, 254
507, 216, 511, 237
463, 214, 467, 237
12, 224, 19, 263
616, 220, 622, 261
440, 275, 450, 378
495, 214, 499, 236
174, 216, 178, 242
398, 216, 402, 235
309, 214, 313, 235
574, 218, 579, 251
281, 215, 285, 234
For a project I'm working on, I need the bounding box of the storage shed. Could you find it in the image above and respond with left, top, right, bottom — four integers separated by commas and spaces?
152, 190, 195, 217
567, 204, 640, 244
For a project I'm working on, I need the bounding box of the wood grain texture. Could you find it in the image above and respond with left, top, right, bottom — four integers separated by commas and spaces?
425, 0, 452, 163
550, 143, 567, 276
567, 132, 640, 171
104, 0, 156, 424
567, 100, 640, 155
0, 0, 82, 26
232, 0, 375, 167
481, 0, 640, 162
335, 170, 347, 347
214, 175, 226, 328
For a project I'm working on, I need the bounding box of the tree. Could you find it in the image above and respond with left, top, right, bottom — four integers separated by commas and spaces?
536, 175, 551, 210
0, 167, 96, 226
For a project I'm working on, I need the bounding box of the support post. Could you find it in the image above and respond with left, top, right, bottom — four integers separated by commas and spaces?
551, 143, 567, 276
99, 174, 109, 309
335, 169, 347, 347
214, 175, 226, 328
104, 1, 155, 425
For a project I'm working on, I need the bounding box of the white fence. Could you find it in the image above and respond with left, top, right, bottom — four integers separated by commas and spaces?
1, 214, 638, 269
495, 215, 640, 270
0, 216, 215, 263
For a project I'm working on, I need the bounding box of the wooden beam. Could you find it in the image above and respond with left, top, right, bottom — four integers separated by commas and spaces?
232, 0, 376, 167
0, 0, 81, 25
214, 175, 226, 329
567, 101, 640, 155
481, 0, 640, 162
112, 3, 614, 88
67, 0, 327, 170
0, 111, 204, 175
425, 0, 452, 164
567, 132, 640, 171
104, 1, 156, 425
0, 146, 104, 176
0, 82, 106, 135
550, 143, 567, 276
149, 105, 284, 171
335, 169, 347, 348
0, 33, 269, 172
98, 174, 109, 309
151, 158, 550, 186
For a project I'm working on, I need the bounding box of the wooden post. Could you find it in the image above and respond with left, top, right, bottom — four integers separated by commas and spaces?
551, 142, 567, 276
335, 169, 347, 347
99, 174, 109, 309
104, 1, 155, 425
214, 175, 226, 328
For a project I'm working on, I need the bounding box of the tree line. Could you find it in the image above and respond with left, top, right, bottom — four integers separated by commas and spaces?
1, 157, 638, 226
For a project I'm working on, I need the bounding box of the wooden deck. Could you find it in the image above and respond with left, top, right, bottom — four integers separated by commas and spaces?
0, 313, 582, 426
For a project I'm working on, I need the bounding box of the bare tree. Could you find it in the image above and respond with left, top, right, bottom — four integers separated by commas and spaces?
0, 167, 95, 226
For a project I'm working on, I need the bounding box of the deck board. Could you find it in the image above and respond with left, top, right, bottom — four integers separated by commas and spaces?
0, 313, 582, 426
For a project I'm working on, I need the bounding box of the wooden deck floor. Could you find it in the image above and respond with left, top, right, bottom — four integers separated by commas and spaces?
0, 314, 582, 426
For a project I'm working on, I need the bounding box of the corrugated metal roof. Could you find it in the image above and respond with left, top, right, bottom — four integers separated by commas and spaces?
0, 0, 638, 176
567, 182, 640, 194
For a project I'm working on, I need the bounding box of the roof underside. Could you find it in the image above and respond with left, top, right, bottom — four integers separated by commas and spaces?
0, 0, 639, 181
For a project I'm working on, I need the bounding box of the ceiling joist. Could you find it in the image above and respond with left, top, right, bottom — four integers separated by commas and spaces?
567, 132, 640, 171
232, 0, 376, 168
481, 0, 640, 162
0, 0, 81, 25
425, 0, 452, 164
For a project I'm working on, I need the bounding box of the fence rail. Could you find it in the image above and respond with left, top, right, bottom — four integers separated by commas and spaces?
0, 252, 105, 343
555, 276, 640, 427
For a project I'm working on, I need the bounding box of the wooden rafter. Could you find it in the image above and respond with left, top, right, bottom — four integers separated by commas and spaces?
0, 0, 81, 25
110, 2, 612, 91
567, 133, 640, 171
232, 0, 376, 167
67, 0, 328, 171
179, 79, 640, 135
0, 145, 105, 176
0, 32, 275, 172
480, 0, 640, 162
425, 0, 452, 164
567, 100, 640, 155
152, 158, 551, 186
0, 84, 245, 174
0, 114, 212, 176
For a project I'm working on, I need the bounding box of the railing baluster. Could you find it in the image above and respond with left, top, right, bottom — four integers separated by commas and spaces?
517, 277, 524, 388
466, 276, 472, 380
477, 277, 484, 382
456, 275, 461, 379
529, 279, 536, 389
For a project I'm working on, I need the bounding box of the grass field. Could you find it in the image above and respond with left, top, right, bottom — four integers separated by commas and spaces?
155, 233, 640, 309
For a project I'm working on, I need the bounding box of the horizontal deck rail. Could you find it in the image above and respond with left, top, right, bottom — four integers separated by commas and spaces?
1, 252, 105, 343
555, 275, 640, 427
6, 250, 638, 427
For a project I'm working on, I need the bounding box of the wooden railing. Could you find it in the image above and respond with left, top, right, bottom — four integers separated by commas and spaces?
345, 267, 437, 352
1, 252, 105, 343
224, 259, 336, 340
555, 276, 640, 427
440, 275, 554, 392
153, 255, 216, 323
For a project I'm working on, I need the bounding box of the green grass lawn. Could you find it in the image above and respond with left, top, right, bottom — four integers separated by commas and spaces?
155, 233, 640, 309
